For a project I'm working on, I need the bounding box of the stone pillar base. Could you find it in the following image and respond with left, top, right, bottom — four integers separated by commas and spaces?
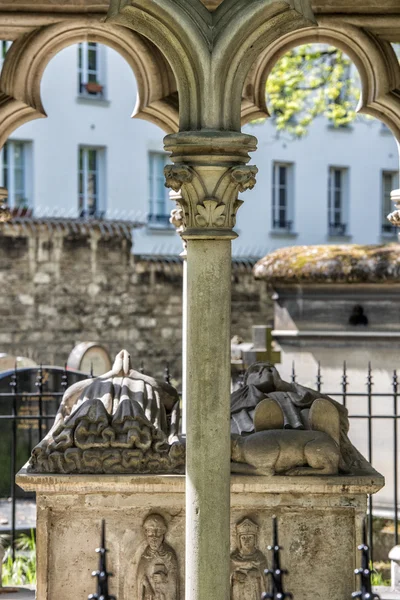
16, 468, 384, 600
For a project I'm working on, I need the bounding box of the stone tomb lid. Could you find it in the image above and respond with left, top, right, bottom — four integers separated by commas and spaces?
254, 244, 400, 285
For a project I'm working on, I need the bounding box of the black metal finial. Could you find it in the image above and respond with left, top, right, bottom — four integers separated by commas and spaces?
88, 520, 116, 600
262, 516, 292, 600
291, 361, 296, 384
316, 361, 322, 393
164, 362, 171, 384
35, 363, 43, 390
342, 361, 348, 394
61, 363, 69, 392
352, 519, 380, 600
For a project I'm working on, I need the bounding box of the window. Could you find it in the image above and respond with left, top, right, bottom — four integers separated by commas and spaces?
148, 152, 171, 227
0, 41, 12, 72
1, 141, 32, 209
272, 163, 294, 232
382, 171, 399, 236
78, 43, 105, 98
78, 147, 104, 217
328, 167, 348, 236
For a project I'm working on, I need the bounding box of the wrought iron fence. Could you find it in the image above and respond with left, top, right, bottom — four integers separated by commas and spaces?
1, 361, 399, 565
290, 360, 399, 563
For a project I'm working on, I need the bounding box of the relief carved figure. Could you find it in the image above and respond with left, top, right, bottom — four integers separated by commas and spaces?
137, 514, 179, 600
230, 362, 370, 476
230, 518, 267, 600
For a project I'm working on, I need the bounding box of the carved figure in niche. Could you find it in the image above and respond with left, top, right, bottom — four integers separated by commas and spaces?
230, 518, 267, 600
230, 362, 369, 476
29, 350, 185, 474
137, 514, 179, 600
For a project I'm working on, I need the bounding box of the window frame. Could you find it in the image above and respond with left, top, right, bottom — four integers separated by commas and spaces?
0, 41, 12, 73
78, 42, 106, 99
381, 170, 399, 237
1, 140, 32, 210
271, 162, 294, 233
328, 166, 349, 237
78, 146, 106, 218
148, 152, 172, 229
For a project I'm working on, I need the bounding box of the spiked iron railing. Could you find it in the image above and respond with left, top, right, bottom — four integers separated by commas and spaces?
352, 520, 380, 600
88, 520, 116, 600
263, 516, 292, 600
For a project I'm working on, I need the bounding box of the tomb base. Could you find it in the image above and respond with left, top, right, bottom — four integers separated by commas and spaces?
16, 468, 384, 600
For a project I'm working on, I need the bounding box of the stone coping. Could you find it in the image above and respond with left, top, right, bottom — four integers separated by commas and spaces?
16, 466, 384, 495
254, 244, 400, 284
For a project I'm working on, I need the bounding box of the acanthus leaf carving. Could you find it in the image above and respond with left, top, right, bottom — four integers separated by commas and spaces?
230, 165, 258, 192
195, 199, 226, 228
164, 164, 193, 192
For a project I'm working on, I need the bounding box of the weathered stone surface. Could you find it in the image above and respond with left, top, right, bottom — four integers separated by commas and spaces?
254, 244, 400, 285
0, 223, 271, 379
16, 470, 384, 600
230, 363, 369, 476
29, 350, 185, 475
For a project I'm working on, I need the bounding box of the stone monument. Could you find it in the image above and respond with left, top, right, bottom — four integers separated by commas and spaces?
28, 350, 185, 475
17, 351, 384, 600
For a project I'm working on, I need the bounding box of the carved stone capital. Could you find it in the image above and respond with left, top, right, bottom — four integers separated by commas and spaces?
164, 131, 257, 239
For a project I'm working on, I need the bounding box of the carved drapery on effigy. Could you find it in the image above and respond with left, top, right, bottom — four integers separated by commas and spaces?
29, 350, 185, 474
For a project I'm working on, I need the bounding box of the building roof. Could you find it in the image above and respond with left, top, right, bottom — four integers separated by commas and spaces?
253, 243, 400, 284
0, 217, 143, 239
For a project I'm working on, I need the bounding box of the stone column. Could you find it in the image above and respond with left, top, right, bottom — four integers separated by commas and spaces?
165, 130, 257, 600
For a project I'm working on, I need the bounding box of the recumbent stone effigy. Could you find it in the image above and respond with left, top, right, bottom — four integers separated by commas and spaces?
29, 351, 371, 478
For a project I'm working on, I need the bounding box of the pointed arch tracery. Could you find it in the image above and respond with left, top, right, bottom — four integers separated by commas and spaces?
242, 18, 400, 142
0, 19, 179, 148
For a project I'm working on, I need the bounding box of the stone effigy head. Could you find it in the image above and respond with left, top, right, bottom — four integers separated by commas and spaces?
243, 362, 283, 393
28, 350, 185, 475
143, 514, 168, 551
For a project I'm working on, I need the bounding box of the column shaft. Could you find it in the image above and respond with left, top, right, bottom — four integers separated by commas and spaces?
185, 238, 232, 600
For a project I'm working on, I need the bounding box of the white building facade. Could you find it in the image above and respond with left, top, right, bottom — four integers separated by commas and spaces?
0, 41, 399, 256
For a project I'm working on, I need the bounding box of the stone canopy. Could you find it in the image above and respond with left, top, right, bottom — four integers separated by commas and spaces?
253, 244, 400, 284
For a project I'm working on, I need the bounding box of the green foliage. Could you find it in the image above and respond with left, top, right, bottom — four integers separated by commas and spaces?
371, 567, 390, 588
265, 44, 360, 137
1, 530, 36, 586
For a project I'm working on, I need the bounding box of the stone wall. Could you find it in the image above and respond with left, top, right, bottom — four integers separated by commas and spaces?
0, 220, 272, 381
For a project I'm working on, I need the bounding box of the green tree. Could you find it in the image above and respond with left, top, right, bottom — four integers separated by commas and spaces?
266, 44, 359, 137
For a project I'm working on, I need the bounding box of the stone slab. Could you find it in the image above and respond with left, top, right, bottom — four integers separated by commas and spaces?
16, 467, 384, 600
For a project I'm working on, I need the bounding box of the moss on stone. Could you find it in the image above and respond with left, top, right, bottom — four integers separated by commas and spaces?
253, 244, 400, 284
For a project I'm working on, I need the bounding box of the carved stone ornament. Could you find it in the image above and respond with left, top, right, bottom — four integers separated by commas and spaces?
163, 143, 258, 238
230, 518, 267, 600
169, 205, 185, 230
164, 165, 193, 193
230, 362, 373, 477
28, 350, 185, 474
195, 198, 226, 228
230, 166, 258, 192
137, 514, 179, 600
387, 210, 400, 227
